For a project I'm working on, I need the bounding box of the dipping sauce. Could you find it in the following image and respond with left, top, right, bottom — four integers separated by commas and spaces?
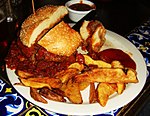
98, 48, 136, 70
69, 3, 94, 11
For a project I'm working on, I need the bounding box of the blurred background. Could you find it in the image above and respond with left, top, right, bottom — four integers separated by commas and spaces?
13, 0, 150, 36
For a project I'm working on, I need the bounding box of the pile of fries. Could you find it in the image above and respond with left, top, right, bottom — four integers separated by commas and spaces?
15, 54, 138, 107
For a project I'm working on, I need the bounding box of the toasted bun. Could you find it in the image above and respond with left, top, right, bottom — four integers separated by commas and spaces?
80, 20, 90, 40
20, 5, 68, 47
38, 21, 82, 56
80, 20, 106, 52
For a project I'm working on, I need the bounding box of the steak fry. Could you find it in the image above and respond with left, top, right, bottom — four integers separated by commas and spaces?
39, 87, 66, 102
75, 68, 138, 83
79, 81, 90, 91
20, 77, 62, 89
111, 60, 126, 94
20, 78, 51, 89
83, 55, 111, 68
30, 87, 47, 104
55, 68, 79, 83
89, 83, 97, 103
64, 78, 83, 104
16, 70, 33, 78
96, 83, 117, 107
117, 83, 126, 94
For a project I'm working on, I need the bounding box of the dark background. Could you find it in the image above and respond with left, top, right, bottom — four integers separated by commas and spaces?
16, 0, 150, 36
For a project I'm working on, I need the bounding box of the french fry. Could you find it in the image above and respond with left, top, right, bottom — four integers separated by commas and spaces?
83, 55, 111, 68
75, 68, 138, 83
20, 78, 51, 89
20, 77, 62, 89
97, 83, 117, 107
55, 68, 79, 83
79, 81, 90, 91
30, 87, 47, 104
64, 78, 83, 104
59, 82, 67, 92
16, 70, 33, 78
68, 62, 84, 71
39, 87, 66, 102
111, 60, 126, 94
117, 83, 126, 94
52, 88, 66, 97
89, 83, 97, 103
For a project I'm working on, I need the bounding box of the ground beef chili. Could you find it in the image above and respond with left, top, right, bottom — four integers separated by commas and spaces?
5, 39, 76, 77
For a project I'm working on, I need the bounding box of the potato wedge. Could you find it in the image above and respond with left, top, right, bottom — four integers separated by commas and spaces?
111, 60, 126, 94
111, 60, 124, 69
75, 68, 138, 83
16, 70, 33, 78
59, 82, 67, 92
30, 87, 47, 104
20, 77, 62, 89
52, 88, 66, 97
83, 55, 111, 68
64, 79, 83, 104
89, 83, 97, 103
117, 83, 126, 94
97, 83, 117, 107
55, 68, 79, 83
79, 81, 90, 91
68, 62, 84, 72
39, 87, 66, 102
20, 78, 51, 89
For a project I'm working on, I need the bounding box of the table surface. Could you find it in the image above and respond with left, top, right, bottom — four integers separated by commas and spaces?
0, 0, 150, 115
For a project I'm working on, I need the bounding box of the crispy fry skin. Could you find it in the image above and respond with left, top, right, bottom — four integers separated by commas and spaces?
75, 68, 138, 83
39, 87, 66, 102
117, 83, 126, 94
111, 60, 124, 69
79, 81, 90, 91
68, 62, 84, 72
111, 60, 126, 94
59, 82, 67, 92
83, 55, 111, 68
20, 77, 62, 89
55, 68, 79, 83
64, 78, 83, 104
16, 70, 33, 78
14, 82, 24, 86
30, 87, 47, 104
52, 88, 66, 97
68, 62, 88, 91
41, 77, 62, 88
96, 83, 117, 107
20, 78, 51, 89
89, 83, 97, 103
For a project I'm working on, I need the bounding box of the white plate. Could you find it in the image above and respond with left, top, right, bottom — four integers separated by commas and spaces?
6, 30, 147, 115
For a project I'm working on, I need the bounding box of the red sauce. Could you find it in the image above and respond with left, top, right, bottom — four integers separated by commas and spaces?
98, 48, 136, 70
69, 3, 94, 11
